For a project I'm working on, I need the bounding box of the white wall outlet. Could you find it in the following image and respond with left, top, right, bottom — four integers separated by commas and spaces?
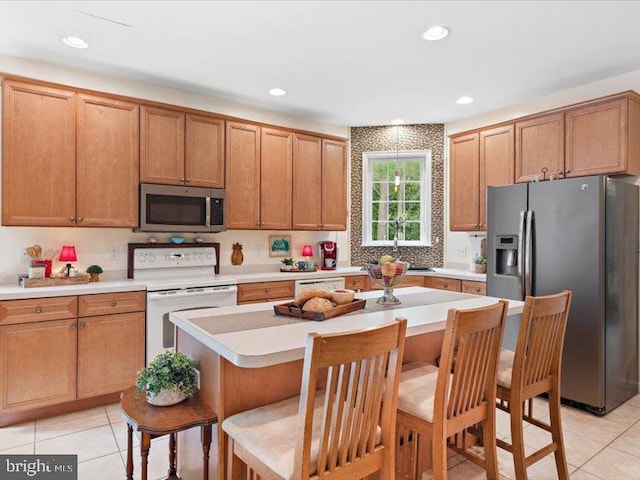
456, 246, 468, 258
110, 246, 120, 261
19, 248, 29, 265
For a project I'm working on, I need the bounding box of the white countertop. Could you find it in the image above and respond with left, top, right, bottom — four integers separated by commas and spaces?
0, 266, 485, 300
170, 286, 522, 368
0, 279, 148, 300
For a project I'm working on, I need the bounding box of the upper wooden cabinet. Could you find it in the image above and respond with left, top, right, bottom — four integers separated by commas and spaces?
140, 106, 225, 188
226, 121, 261, 229
261, 128, 293, 229
185, 113, 225, 188
515, 112, 565, 183
321, 139, 348, 230
2, 80, 76, 226
76, 94, 139, 227
479, 125, 514, 230
565, 96, 640, 177
292, 134, 322, 230
140, 106, 185, 185
450, 133, 480, 231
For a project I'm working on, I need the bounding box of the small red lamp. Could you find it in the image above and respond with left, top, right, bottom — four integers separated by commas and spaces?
59, 245, 77, 277
302, 244, 314, 269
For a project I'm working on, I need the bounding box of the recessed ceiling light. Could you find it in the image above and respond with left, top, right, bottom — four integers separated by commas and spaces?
61, 36, 89, 49
456, 96, 474, 105
422, 25, 450, 41
391, 119, 404, 125
268, 88, 286, 96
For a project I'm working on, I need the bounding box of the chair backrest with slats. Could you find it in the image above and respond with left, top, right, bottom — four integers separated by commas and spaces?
293, 318, 407, 480
512, 290, 572, 393
435, 301, 508, 424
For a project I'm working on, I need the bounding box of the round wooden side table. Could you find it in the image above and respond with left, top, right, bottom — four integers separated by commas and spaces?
120, 387, 217, 480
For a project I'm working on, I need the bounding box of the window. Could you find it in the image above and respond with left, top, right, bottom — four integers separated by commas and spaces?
362, 150, 431, 246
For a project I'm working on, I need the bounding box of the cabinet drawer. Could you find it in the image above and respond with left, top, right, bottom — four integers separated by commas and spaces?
461, 280, 486, 296
78, 291, 146, 317
344, 275, 368, 292
0, 296, 77, 325
426, 277, 462, 292
369, 275, 426, 290
237, 281, 295, 303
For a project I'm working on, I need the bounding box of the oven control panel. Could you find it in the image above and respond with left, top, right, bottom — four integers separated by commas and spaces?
134, 247, 217, 270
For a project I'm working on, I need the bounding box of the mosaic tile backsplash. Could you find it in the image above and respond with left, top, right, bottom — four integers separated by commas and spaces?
350, 124, 445, 267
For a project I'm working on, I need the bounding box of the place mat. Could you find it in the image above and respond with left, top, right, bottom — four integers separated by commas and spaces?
188, 290, 476, 336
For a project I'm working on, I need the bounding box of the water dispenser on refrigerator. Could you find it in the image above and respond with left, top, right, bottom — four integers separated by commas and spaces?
495, 235, 518, 276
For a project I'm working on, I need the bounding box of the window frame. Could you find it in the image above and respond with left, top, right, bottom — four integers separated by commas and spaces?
361, 149, 432, 247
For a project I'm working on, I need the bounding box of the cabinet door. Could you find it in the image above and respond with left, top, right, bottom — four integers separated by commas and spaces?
77, 94, 139, 227
2, 80, 76, 226
226, 121, 261, 229
77, 312, 145, 399
140, 105, 185, 185
292, 134, 322, 230
515, 112, 564, 183
185, 114, 225, 188
261, 128, 293, 229
0, 319, 77, 413
565, 98, 627, 177
321, 139, 348, 231
479, 125, 514, 230
450, 133, 480, 231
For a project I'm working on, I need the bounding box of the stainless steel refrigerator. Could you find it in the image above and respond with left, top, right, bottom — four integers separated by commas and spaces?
487, 175, 638, 414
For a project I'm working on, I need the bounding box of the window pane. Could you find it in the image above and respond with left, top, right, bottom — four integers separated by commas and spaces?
387, 162, 399, 181
405, 202, 420, 220
372, 222, 388, 241
372, 202, 379, 221
372, 162, 387, 181
404, 183, 419, 201
405, 161, 421, 181
389, 186, 399, 201
405, 222, 421, 241
388, 202, 398, 219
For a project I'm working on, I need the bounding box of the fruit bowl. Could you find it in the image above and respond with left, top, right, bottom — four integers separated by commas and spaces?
364, 261, 410, 305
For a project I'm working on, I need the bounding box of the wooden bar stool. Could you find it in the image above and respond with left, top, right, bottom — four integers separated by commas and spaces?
395, 301, 508, 480
496, 291, 572, 480
120, 386, 217, 480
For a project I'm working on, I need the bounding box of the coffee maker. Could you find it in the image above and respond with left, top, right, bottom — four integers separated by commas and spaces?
319, 241, 338, 270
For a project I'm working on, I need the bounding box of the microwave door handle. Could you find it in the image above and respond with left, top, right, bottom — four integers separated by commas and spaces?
205, 197, 211, 227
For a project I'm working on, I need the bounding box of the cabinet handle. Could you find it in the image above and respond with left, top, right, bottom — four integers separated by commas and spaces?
185, 178, 191, 183
261, 221, 265, 226
265, 288, 271, 293
68, 216, 75, 222
78, 322, 86, 328
111, 301, 117, 307
70, 324, 77, 330
35, 307, 42, 314
180, 177, 185, 182
443, 283, 448, 288
77, 216, 83, 222
475, 288, 481, 293
558, 170, 564, 174
566, 169, 571, 174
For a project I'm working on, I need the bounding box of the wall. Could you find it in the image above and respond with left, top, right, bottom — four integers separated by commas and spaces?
444, 67, 640, 266
349, 125, 444, 266
0, 53, 349, 281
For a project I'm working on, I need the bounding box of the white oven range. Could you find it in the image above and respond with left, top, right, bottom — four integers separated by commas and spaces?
132, 246, 237, 364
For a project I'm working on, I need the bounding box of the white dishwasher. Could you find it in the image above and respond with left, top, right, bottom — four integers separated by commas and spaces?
294, 277, 345, 296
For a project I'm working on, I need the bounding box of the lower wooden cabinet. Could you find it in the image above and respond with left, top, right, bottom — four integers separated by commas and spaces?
344, 275, 369, 292
368, 275, 425, 290
0, 318, 77, 413
461, 280, 487, 295
424, 276, 486, 295
77, 312, 145, 399
0, 291, 146, 417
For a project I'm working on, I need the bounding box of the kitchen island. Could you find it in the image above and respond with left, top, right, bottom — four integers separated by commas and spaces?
170, 286, 524, 479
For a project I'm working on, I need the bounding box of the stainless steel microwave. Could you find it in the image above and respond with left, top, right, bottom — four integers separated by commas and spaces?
139, 183, 226, 233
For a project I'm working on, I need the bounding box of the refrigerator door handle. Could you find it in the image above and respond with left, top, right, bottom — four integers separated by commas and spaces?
518, 210, 526, 300
525, 210, 533, 297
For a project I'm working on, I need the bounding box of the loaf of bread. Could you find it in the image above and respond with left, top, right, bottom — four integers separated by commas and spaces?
294, 288, 333, 305
302, 297, 334, 313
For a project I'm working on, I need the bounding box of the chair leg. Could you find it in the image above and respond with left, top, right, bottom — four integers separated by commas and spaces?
432, 429, 448, 480
549, 390, 570, 480
510, 400, 528, 480
482, 412, 499, 480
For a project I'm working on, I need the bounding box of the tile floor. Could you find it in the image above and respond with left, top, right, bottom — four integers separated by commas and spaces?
1, 395, 640, 480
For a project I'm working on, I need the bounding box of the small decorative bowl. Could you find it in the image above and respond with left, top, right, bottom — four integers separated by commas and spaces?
170, 237, 185, 244
330, 289, 355, 305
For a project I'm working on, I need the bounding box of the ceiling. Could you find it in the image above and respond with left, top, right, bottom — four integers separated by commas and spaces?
1, 1, 639, 126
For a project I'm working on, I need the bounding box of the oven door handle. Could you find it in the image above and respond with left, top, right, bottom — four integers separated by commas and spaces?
147, 287, 237, 300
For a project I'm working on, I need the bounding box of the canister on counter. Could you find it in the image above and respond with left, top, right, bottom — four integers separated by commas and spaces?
28, 264, 45, 279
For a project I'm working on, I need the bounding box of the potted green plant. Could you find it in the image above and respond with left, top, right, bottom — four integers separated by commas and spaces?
281, 257, 294, 271
86, 265, 104, 282
135, 351, 198, 406
473, 254, 487, 274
